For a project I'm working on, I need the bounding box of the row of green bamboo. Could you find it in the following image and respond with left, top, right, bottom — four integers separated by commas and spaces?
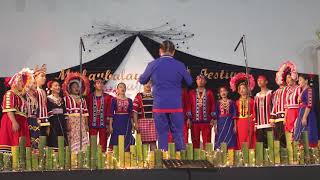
0, 131, 320, 171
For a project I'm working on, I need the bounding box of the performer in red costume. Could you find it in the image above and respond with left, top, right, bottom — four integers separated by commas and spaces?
0, 68, 34, 153
133, 81, 157, 151
230, 72, 256, 149
63, 72, 90, 153
187, 74, 216, 149
276, 61, 301, 133
86, 77, 112, 152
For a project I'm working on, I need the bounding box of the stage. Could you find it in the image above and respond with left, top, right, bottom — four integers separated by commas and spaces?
0, 165, 318, 180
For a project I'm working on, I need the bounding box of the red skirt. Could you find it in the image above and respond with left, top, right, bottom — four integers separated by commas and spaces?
0, 113, 31, 152
236, 118, 256, 149
138, 119, 157, 142
285, 108, 299, 132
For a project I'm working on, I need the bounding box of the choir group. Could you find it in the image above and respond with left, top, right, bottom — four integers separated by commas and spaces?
0, 58, 318, 155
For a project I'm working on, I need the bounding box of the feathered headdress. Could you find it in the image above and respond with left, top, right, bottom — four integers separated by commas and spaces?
275, 61, 298, 86
230, 72, 255, 92
62, 72, 90, 96
7, 68, 34, 94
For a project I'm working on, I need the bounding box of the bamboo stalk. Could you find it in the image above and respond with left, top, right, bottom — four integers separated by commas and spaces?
180, 150, 186, 160
3, 153, 12, 171
124, 152, 131, 168
293, 141, 299, 164
118, 135, 125, 168
136, 134, 143, 167
97, 145, 103, 169
148, 151, 155, 169
186, 143, 193, 160
234, 150, 241, 167
200, 150, 206, 160
299, 146, 305, 165
255, 142, 263, 166
58, 136, 65, 169
274, 140, 281, 165
18, 136, 26, 170
162, 151, 169, 160
280, 148, 288, 165
71, 152, 77, 169
176, 151, 181, 160
168, 143, 176, 159
194, 148, 200, 160
90, 135, 98, 169
205, 143, 214, 153
227, 149, 234, 166
53, 152, 58, 170
130, 145, 137, 168
241, 143, 249, 166
46, 147, 53, 170
221, 143, 227, 165
285, 132, 294, 164
263, 148, 269, 166
107, 152, 113, 169
85, 146, 90, 169
0, 153, 3, 171
78, 151, 84, 169
25, 147, 32, 171
39, 136, 47, 170
267, 131, 275, 165
113, 145, 119, 162
142, 144, 149, 167
11, 146, 19, 171
102, 153, 106, 169
302, 131, 310, 164
154, 149, 162, 168
65, 146, 71, 170
31, 153, 38, 171
249, 149, 255, 167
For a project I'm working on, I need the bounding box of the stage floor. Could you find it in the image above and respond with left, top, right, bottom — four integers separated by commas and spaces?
0, 165, 319, 180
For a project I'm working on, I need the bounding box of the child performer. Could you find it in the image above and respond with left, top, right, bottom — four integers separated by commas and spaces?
230, 72, 256, 149
294, 75, 318, 147
214, 86, 237, 150
0, 68, 34, 152
62, 72, 90, 153
86, 77, 112, 152
187, 74, 216, 149
133, 81, 157, 151
26, 80, 40, 149
278, 61, 301, 134
254, 75, 273, 148
34, 64, 50, 135
47, 80, 68, 149
109, 83, 135, 151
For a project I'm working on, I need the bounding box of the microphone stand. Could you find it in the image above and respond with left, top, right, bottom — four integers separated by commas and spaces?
79, 37, 85, 152
234, 35, 253, 149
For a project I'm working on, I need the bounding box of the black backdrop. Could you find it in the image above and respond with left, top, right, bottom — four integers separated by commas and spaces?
0, 35, 319, 131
